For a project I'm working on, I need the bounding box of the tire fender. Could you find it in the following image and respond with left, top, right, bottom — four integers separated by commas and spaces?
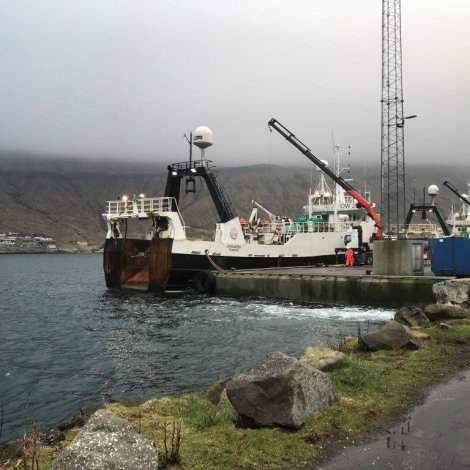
192, 271, 216, 294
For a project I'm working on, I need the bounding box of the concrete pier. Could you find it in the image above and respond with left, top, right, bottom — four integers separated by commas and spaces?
373, 239, 425, 276
214, 266, 451, 308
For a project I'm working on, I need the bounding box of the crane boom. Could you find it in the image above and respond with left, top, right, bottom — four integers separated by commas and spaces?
252, 200, 278, 221
443, 181, 470, 207
268, 118, 382, 238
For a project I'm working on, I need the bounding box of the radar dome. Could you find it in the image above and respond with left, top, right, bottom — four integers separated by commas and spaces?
462, 194, 468, 199
193, 126, 213, 149
428, 185, 439, 196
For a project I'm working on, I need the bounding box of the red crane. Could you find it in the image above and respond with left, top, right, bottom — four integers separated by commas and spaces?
268, 118, 382, 239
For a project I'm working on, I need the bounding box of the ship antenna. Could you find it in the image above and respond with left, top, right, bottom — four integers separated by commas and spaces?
309, 168, 313, 195
183, 132, 193, 166
364, 166, 367, 195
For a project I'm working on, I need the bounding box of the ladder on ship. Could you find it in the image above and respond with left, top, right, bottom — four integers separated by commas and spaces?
201, 167, 234, 222
164, 159, 234, 223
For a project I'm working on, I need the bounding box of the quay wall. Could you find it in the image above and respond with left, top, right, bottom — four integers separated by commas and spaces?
214, 273, 446, 308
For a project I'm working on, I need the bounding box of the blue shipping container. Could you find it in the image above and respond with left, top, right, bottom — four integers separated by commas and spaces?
429, 236, 470, 277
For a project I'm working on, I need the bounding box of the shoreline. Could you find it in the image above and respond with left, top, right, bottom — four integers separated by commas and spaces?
2, 317, 470, 469
0, 249, 102, 255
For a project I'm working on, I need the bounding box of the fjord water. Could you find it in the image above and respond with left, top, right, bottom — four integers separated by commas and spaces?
0, 254, 392, 442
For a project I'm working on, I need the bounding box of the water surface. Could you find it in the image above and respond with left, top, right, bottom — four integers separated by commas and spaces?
0, 254, 392, 442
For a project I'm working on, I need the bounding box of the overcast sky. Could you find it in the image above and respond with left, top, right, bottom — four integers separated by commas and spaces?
0, 0, 469, 167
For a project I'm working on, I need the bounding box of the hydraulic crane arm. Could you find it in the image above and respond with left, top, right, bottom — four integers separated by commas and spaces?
443, 181, 470, 207
252, 200, 278, 222
268, 118, 382, 238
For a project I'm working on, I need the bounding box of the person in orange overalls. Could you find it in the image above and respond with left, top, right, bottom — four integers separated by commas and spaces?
345, 246, 354, 267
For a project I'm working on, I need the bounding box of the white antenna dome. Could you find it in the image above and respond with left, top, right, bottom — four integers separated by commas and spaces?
462, 194, 468, 199
428, 185, 439, 196
193, 126, 213, 149
316, 159, 329, 171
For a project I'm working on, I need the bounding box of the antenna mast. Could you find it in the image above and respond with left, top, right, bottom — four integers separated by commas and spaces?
381, 0, 405, 237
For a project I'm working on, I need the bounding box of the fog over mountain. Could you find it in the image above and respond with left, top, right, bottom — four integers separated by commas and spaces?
0, 0, 469, 166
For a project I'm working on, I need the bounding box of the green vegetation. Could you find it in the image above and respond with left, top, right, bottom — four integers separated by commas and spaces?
2, 319, 470, 470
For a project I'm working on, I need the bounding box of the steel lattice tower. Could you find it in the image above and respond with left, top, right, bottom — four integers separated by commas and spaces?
381, 0, 405, 237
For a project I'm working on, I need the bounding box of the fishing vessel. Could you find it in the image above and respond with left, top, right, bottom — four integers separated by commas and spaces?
401, 185, 450, 239
103, 122, 380, 294
445, 181, 470, 237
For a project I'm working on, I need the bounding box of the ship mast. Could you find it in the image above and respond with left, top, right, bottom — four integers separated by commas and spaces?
332, 142, 351, 227
333, 143, 339, 228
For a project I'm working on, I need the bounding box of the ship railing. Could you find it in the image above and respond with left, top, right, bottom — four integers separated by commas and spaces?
310, 195, 375, 212
253, 221, 350, 234
338, 195, 357, 206
104, 197, 176, 219
171, 159, 212, 171
389, 223, 441, 238
311, 203, 355, 212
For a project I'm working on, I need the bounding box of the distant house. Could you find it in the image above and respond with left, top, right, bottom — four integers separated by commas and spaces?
0, 231, 57, 248
77, 240, 88, 247
0, 237, 15, 246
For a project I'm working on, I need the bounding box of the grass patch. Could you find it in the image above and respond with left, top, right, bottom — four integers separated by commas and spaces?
2, 318, 470, 469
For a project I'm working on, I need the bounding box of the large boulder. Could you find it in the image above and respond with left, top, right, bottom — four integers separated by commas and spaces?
424, 303, 470, 322
226, 351, 334, 429
360, 321, 422, 351
300, 346, 347, 371
432, 279, 470, 306
394, 306, 430, 328
52, 409, 158, 470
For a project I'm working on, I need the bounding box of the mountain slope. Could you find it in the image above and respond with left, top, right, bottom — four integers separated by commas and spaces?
1, 154, 469, 248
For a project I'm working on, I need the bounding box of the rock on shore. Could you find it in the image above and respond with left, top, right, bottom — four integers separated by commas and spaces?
394, 306, 430, 328
424, 303, 470, 321
300, 346, 347, 370
52, 409, 158, 470
360, 320, 423, 351
432, 279, 470, 306
226, 351, 334, 429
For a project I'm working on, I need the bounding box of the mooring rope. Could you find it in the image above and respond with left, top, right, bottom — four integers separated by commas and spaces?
204, 249, 226, 274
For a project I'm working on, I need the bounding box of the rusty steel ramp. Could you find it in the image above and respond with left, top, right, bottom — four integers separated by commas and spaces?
103, 238, 173, 295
